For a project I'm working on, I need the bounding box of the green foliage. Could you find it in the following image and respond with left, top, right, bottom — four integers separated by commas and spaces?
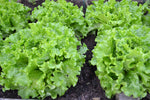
1, 0, 150, 99
0, 33, 2, 51
0, 0, 31, 38
85, 0, 148, 31
0, 22, 87, 99
0, 0, 87, 99
142, 13, 150, 26
32, 0, 87, 39
142, 1, 150, 27
89, 0, 150, 98
91, 25, 150, 98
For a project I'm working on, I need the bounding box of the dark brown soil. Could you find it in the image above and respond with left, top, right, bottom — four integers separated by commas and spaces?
0, 0, 150, 100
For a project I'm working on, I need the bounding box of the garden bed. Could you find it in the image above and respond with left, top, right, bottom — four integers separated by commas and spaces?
0, 0, 150, 100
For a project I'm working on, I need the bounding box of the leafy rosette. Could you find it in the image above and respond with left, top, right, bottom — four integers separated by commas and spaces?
0, 22, 87, 99
85, 0, 148, 31
0, 0, 31, 38
91, 25, 150, 98
31, 0, 87, 38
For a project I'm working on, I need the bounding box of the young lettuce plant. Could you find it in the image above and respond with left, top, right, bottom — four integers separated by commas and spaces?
0, 22, 87, 99
91, 25, 150, 98
85, 0, 148, 32
31, 0, 87, 39
0, 0, 31, 39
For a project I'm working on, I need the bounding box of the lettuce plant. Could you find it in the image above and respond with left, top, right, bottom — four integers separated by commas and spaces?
0, 22, 87, 99
88, 0, 150, 99
0, 0, 31, 38
91, 25, 150, 98
85, 0, 148, 31
31, 0, 87, 38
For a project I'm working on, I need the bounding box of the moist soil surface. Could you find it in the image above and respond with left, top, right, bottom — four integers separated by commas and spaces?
0, 0, 150, 100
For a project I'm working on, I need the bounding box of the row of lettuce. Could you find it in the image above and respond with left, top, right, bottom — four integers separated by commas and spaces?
0, 0, 150, 99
